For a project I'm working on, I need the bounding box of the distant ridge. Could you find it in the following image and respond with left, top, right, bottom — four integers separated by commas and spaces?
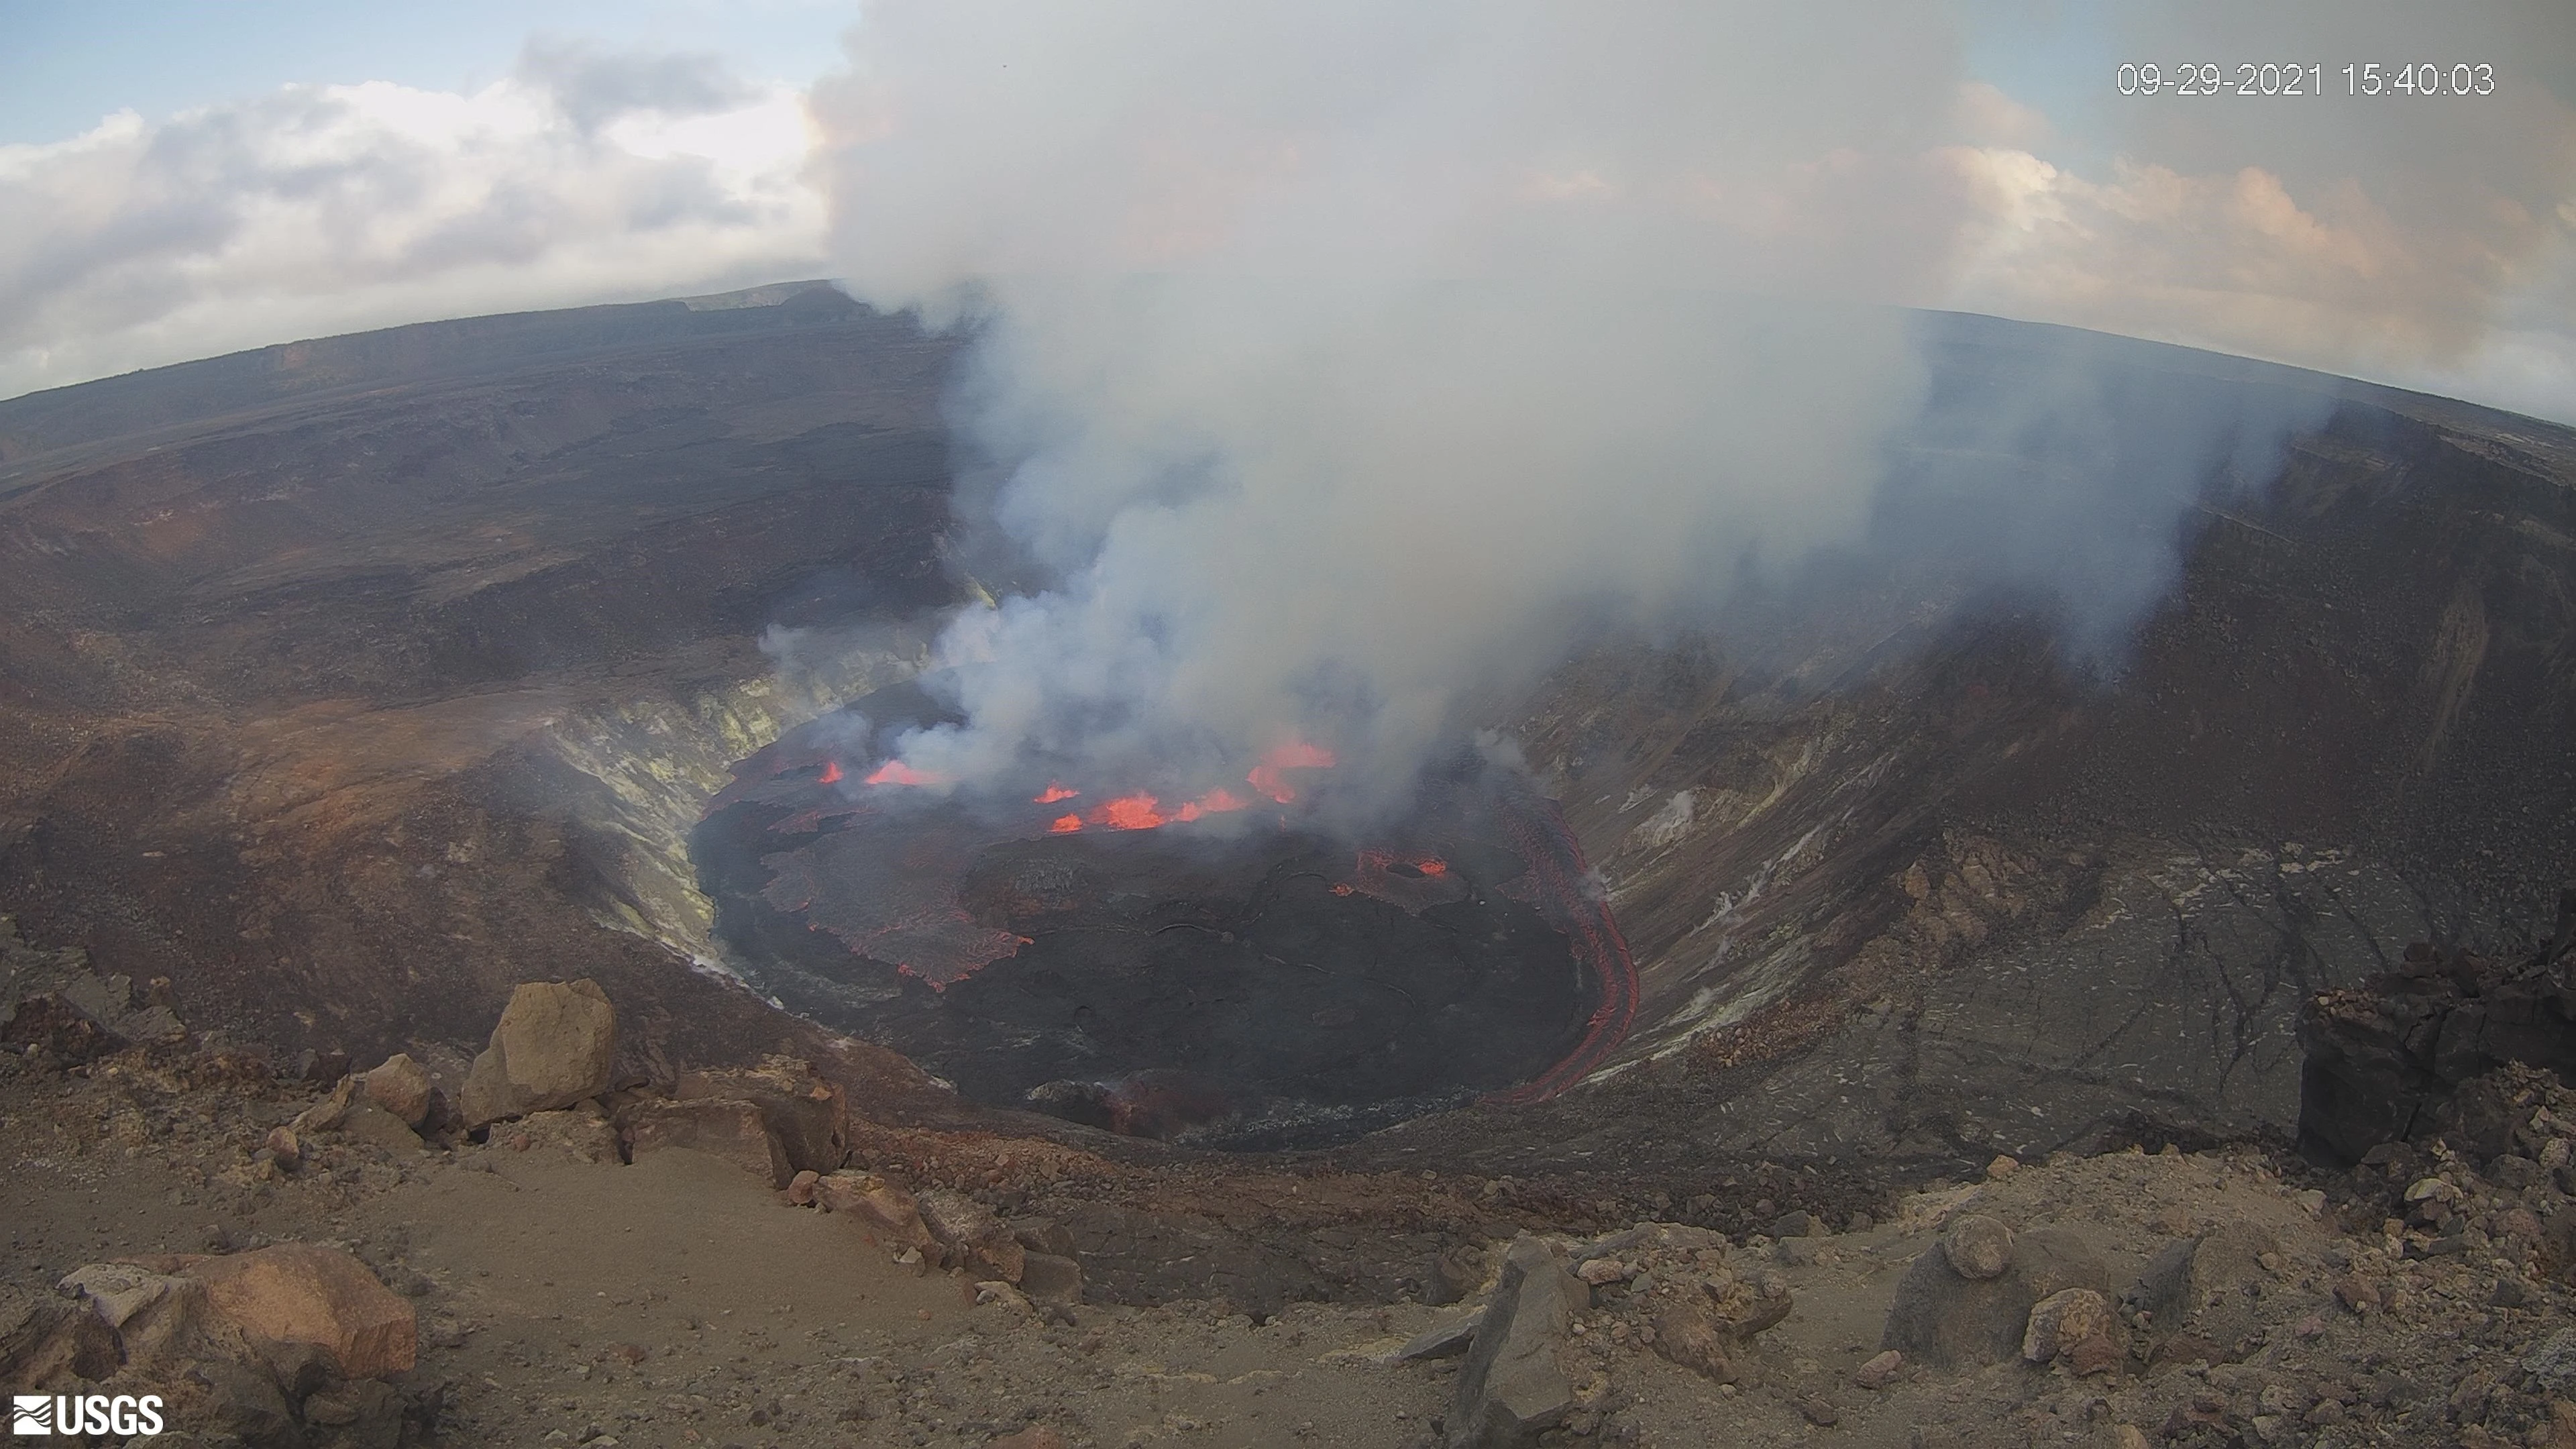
0, 280, 863, 472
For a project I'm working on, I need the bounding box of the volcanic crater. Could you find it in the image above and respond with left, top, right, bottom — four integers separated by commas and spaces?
692, 686, 1637, 1146
2, 282, 2571, 1201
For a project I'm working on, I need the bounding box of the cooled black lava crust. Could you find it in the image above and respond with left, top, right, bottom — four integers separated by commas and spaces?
692, 727, 1593, 1148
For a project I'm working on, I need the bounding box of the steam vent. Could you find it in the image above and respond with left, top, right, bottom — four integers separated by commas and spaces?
694, 684, 1634, 1146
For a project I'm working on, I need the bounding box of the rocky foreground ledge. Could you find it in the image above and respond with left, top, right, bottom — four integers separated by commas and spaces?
13, 928, 2576, 1444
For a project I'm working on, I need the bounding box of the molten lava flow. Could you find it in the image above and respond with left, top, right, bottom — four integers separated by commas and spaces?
1483, 791, 1639, 1106
1174, 787, 1248, 822
856, 742, 1331, 833
1096, 794, 1167, 830
1246, 741, 1336, 803
1040, 785, 1259, 832
818, 760, 843, 784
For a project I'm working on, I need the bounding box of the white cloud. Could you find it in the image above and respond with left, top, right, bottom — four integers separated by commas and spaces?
1940, 133, 2576, 421
0, 45, 826, 400
1935, 0, 2576, 421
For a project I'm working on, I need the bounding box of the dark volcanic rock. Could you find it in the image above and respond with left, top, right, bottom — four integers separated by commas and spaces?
2130, 1224, 2278, 1359
2298, 934, 2576, 1164
1450, 1237, 1584, 1449
1882, 1224, 2112, 1371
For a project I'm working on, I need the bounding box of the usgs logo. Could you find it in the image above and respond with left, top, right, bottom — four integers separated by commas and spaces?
12, 1394, 164, 1436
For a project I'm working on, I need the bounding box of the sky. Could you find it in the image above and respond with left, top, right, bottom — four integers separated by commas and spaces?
0, 0, 2571, 424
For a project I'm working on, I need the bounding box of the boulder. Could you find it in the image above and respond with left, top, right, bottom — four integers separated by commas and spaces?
1398, 1310, 1484, 1362
257, 1338, 336, 1400
1852, 1349, 1904, 1390
1652, 1299, 1743, 1385
182, 1243, 418, 1379
360, 1053, 435, 1128
292, 1048, 352, 1085
2297, 945, 2576, 1165
486, 1104, 623, 1164
814, 1172, 936, 1252
0, 1285, 119, 1388
2021, 1287, 2120, 1373
1706, 1268, 1794, 1338
2129, 1224, 2277, 1358
1448, 1236, 1585, 1449
337, 1099, 425, 1153
1882, 1224, 2112, 1371
1941, 1215, 2014, 1281
1018, 1252, 1085, 1305
459, 979, 617, 1128
2436, 1065, 2567, 1165
918, 1189, 1026, 1283
1427, 1244, 1486, 1305
1768, 1211, 1817, 1239
290, 1077, 360, 1134
186, 1357, 302, 1447
624, 1097, 792, 1187
1652, 1268, 1792, 1385
674, 1057, 849, 1175
300, 1378, 402, 1448
1010, 1218, 1077, 1260
61, 1260, 191, 1331
58, 1262, 223, 1371
285, 1078, 422, 1150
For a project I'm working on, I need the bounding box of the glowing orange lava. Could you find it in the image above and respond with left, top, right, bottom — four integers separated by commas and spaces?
1246, 741, 1336, 803
1173, 787, 1247, 822
865, 759, 947, 787
1033, 745, 1326, 834
818, 760, 842, 784
1097, 795, 1168, 830
1418, 857, 1450, 876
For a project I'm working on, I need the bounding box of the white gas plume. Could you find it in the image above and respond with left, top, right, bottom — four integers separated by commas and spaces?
808, 0, 2575, 803
812, 1, 1974, 800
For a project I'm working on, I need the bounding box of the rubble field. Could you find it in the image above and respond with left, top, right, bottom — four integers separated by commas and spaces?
13, 952, 2576, 1448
